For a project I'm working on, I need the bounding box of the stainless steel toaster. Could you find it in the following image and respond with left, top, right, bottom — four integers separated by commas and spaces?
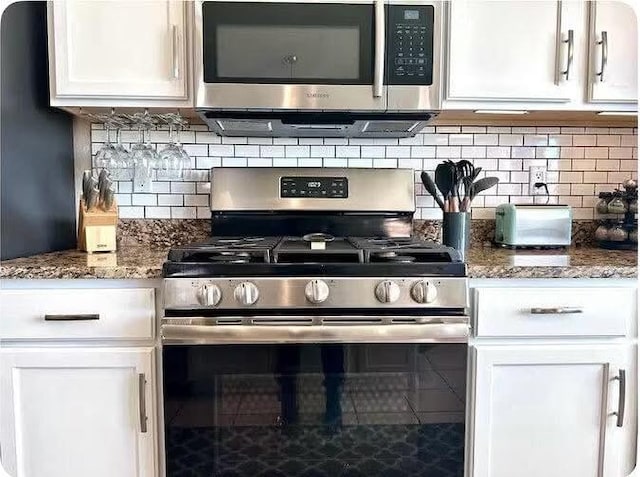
494, 204, 573, 248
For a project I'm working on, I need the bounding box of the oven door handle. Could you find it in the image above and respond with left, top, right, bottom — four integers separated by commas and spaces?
161, 319, 470, 345
373, 0, 385, 98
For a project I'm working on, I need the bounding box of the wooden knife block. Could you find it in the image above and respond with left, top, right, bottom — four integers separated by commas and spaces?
78, 199, 118, 253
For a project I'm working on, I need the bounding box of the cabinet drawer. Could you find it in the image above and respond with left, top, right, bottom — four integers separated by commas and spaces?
0, 288, 155, 340
474, 287, 635, 338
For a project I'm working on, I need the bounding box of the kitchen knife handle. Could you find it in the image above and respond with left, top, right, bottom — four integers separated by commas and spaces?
596, 31, 608, 82
44, 314, 100, 321
529, 307, 583, 315
139, 373, 148, 433
171, 24, 180, 79
562, 29, 574, 80
373, 0, 385, 98
614, 369, 626, 427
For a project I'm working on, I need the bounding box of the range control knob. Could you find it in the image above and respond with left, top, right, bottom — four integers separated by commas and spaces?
411, 280, 438, 304
375, 280, 401, 304
234, 282, 259, 306
305, 279, 330, 304
197, 284, 222, 307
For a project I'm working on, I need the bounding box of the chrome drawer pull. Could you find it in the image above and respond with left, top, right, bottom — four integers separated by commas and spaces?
530, 307, 583, 315
614, 369, 626, 427
561, 29, 574, 80
139, 373, 148, 433
596, 31, 608, 82
44, 314, 100, 321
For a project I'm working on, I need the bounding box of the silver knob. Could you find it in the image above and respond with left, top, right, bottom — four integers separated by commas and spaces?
234, 282, 259, 306
197, 284, 222, 306
305, 279, 330, 304
411, 281, 438, 304
375, 280, 401, 304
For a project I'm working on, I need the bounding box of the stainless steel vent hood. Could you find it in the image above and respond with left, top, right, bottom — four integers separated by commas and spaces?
197, 111, 437, 138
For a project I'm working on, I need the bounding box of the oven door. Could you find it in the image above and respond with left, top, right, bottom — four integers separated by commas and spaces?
163, 338, 467, 477
162, 318, 468, 476
195, 0, 387, 111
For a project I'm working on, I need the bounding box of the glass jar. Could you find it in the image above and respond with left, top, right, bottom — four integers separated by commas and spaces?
595, 223, 610, 241
629, 229, 638, 243
607, 194, 628, 214
595, 193, 612, 214
608, 223, 628, 242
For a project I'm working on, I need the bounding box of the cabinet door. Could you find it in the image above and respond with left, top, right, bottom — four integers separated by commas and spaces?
588, 1, 638, 104
471, 344, 626, 477
49, 0, 188, 102
0, 347, 156, 477
446, 0, 581, 103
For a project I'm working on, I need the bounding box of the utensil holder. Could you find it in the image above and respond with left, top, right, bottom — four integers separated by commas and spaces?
78, 199, 118, 253
442, 212, 470, 259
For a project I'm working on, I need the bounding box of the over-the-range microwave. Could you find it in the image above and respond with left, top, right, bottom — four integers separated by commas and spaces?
194, 0, 442, 137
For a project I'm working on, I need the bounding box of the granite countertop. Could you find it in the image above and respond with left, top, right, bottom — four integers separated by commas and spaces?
0, 246, 636, 280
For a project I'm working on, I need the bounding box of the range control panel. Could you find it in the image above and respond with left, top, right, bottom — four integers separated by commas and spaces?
387, 5, 434, 85
281, 177, 348, 199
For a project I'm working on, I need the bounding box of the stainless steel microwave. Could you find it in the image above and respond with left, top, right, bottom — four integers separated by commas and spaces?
194, 0, 442, 137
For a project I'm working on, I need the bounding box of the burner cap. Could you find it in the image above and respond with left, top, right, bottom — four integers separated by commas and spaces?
303, 233, 335, 243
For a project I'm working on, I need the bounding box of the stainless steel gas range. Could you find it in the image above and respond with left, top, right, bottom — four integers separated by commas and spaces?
161, 168, 469, 477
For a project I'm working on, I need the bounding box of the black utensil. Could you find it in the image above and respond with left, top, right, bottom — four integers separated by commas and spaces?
435, 163, 456, 212
470, 176, 500, 201
420, 171, 445, 211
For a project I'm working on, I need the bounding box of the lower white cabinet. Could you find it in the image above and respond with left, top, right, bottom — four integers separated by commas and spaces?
0, 347, 157, 477
470, 344, 628, 477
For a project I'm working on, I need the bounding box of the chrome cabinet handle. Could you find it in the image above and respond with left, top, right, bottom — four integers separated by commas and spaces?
171, 25, 179, 79
44, 314, 99, 321
562, 29, 574, 80
138, 373, 148, 433
614, 369, 626, 427
596, 31, 608, 82
530, 307, 584, 315
373, 0, 385, 98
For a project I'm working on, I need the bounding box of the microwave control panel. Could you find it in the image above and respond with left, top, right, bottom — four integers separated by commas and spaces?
281, 177, 348, 199
387, 5, 434, 85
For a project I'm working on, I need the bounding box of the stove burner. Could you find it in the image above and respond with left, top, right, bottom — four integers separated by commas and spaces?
302, 233, 335, 243
372, 251, 417, 263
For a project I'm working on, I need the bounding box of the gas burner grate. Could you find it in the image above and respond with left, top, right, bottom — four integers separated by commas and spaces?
273, 237, 364, 264
166, 237, 281, 264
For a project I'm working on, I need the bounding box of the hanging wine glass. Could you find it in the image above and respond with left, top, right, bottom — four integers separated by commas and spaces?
131, 122, 156, 191
112, 127, 133, 181
94, 122, 118, 172
158, 122, 183, 180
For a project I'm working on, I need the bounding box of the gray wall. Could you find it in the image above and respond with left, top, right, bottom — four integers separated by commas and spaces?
1, 1, 76, 260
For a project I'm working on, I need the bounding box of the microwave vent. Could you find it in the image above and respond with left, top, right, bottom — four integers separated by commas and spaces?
216, 120, 273, 133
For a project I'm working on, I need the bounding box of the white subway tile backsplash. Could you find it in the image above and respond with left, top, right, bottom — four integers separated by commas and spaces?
235, 145, 260, 157
91, 125, 637, 219
145, 206, 171, 219
361, 146, 386, 158
498, 134, 523, 146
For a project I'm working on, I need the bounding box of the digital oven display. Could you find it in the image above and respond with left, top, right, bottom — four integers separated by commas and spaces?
281, 177, 348, 198
404, 10, 420, 20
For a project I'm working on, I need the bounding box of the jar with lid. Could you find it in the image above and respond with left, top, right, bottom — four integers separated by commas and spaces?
608, 222, 628, 242
595, 223, 610, 241
607, 193, 628, 214
596, 193, 612, 214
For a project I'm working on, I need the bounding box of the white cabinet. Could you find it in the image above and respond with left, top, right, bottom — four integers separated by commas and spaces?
471, 344, 628, 477
0, 347, 157, 477
446, 0, 583, 103
588, 1, 638, 104
48, 0, 190, 106
444, 0, 637, 110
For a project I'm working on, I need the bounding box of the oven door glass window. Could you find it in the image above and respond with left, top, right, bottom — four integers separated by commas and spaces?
202, 2, 373, 84
164, 343, 466, 476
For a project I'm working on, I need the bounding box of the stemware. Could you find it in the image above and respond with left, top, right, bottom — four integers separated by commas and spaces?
112, 127, 133, 181
131, 123, 158, 191
94, 123, 118, 172
158, 122, 184, 180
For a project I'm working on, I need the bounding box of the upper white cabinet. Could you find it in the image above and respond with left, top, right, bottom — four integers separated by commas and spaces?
588, 1, 638, 103
444, 0, 637, 110
48, 0, 190, 107
0, 347, 157, 477
446, 1, 583, 103
471, 344, 628, 477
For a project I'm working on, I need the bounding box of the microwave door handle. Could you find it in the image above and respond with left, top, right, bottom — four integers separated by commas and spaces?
373, 0, 385, 98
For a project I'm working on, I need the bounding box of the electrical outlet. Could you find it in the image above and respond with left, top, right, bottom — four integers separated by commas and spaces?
528, 166, 547, 195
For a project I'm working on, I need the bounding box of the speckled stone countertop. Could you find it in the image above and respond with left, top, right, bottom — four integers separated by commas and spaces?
0, 246, 636, 280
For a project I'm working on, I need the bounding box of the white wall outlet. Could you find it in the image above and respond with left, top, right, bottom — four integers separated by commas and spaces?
528, 166, 547, 195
